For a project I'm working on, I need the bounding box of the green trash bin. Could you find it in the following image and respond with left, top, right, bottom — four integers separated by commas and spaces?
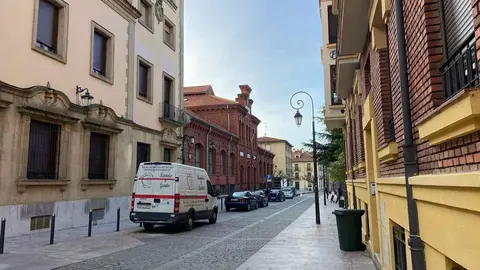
332, 209, 366, 251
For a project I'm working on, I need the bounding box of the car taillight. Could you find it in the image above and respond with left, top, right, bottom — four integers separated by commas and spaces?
242, 198, 247, 203
174, 193, 180, 213
130, 192, 135, 211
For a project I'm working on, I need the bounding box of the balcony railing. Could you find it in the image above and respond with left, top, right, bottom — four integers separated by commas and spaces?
159, 101, 184, 125
441, 34, 479, 99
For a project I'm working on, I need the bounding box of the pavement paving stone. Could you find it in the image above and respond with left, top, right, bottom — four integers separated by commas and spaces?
235, 201, 376, 270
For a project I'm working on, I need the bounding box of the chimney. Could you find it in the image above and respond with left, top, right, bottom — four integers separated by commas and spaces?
236, 85, 253, 111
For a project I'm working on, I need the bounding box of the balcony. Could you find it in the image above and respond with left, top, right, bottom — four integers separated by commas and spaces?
159, 101, 184, 126
441, 34, 479, 99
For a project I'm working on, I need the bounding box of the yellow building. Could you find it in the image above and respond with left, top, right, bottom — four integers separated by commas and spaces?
329, 0, 479, 269
258, 136, 293, 182
292, 149, 314, 191
0, 0, 184, 237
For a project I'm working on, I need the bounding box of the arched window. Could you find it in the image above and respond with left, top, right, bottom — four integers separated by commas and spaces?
194, 144, 202, 168
229, 153, 235, 176
220, 151, 227, 175
208, 148, 216, 175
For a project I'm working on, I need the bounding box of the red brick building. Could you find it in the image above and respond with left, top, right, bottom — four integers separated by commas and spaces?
183, 85, 274, 194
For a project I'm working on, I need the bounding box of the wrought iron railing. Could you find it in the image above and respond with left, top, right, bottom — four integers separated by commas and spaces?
441, 34, 479, 99
393, 226, 407, 270
159, 101, 184, 124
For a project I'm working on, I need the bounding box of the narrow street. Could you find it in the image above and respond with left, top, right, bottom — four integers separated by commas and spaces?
55, 195, 314, 270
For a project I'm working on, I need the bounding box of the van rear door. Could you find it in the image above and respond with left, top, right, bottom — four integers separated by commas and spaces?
133, 162, 175, 214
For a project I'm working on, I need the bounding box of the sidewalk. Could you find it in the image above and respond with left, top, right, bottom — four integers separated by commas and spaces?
0, 220, 143, 270
236, 201, 376, 270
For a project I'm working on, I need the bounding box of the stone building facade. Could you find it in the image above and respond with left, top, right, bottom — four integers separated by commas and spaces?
184, 85, 274, 194
333, 0, 480, 268
0, 0, 184, 237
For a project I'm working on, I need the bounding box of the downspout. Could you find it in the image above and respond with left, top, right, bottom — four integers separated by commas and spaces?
348, 109, 357, 209
343, 124, 349, 208
178, 0, 185, 115
206, 127, 212, 170
394, 0, 425, 268
227, 135, 233, 194
227, 104, 230, 131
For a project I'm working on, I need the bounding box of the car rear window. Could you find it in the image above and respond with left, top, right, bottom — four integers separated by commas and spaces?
232, 192, 247, 197
271, 190, 279, 193
282, 188, 291, 192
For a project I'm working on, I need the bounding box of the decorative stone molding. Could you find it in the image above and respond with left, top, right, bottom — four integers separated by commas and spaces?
160, 128, 182, 147
80, 179, 117, 191
102, 0, 141, 22
81, 118, 123, 134
17, 105, 80, 125
0, 100, 12, 109
155, 0, 164, 23
16, 179, 71, 194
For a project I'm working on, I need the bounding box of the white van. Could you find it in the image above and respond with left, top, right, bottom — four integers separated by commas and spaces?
129, 162, 218, 231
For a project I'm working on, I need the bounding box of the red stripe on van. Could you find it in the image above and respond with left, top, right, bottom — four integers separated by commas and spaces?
180, 195, 208, 199
134, 194, 175, 199
138, 178, 175, 181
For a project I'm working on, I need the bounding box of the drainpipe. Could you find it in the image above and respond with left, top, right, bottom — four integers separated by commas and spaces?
206, 127, 212, 170
394, 0, 425, 268
227, 135, 233, 194
348, 109, 357, 209
227, 105, 230, 131
343, 125, 349, 209
178, 0, 185, 113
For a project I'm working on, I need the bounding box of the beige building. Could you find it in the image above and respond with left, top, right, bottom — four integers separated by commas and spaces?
258, 137, 293, 180
320, 0, 344, 129
0, 0, 184, 237
292, 149, 314, 191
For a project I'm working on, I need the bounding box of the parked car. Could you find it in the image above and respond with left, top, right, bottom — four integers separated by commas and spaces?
225, 191, 258, 211
282, 187, 294, 199
253, 190, 269, 207
268, 189, 285, 202
130, 162, 218, 232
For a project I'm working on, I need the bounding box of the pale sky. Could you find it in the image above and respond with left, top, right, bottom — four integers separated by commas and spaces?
184, 0, 326, 149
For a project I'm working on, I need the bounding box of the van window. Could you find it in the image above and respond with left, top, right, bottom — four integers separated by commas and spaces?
207, 181, 214, 195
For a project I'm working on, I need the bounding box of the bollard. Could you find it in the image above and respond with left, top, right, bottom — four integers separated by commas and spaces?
87, 210, 92, 237
49, 214, 56, 245
116, 207, 120, 232
0, 218, 5, 254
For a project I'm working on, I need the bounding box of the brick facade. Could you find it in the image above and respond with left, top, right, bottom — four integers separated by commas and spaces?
184, 85, 274, 193
347, 0, 480, 178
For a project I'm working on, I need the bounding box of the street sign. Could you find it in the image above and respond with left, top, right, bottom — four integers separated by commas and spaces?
267, 174, 272, 182
329, 49, 337, 60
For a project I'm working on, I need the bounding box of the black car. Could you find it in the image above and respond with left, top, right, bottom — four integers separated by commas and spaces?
253, 190, 269, 207
225, 191, 258, 211
268, 189, 285, 202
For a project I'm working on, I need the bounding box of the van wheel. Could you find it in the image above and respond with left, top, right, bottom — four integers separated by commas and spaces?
209, 211, 217, 224
184, 215, 194, 231
143, 223, 154, 231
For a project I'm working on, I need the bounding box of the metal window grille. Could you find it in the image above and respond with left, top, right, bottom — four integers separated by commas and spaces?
27, 120, 60, 179
136, 142, 151, 171
393, 226, 407, 270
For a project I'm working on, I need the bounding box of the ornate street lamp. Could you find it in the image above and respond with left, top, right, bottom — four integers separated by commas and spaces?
290, 91, 321, 225
76, 86, 94, 106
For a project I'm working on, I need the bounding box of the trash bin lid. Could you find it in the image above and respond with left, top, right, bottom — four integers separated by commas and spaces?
332, 209, 365, 216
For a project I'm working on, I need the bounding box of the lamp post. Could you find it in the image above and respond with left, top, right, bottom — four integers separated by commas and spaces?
76, 86, 94, 106
290, 91, 321, 225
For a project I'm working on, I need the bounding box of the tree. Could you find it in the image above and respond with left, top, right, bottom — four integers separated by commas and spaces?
302, 114, 345, 184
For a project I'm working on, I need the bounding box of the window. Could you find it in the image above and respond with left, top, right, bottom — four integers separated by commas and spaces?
162, 74, 175, 118
393, 226, 407, 270
137, 56, 153, 102
194, 144, 202, 168
330, 65, 341, 105
229, 153, 235, 175
207, 181, 214, 195
327, 5, 338, 44
32, 0, 69, 63
164, 148, 172, 162
307, 172, 312, 179
440, 0, 478, 98
88, 132, 109, 179
295, 172, 299, 179
27, 120, 61, 179
136, 143, 150, 171
220, 151, 226, 175
208, 148, 216, 175
307, 163, 312, 170
139, 0, 153, 32
294, 164, 299, 170
90, 21, 114, 84
30, 215, 51, 231
163, 17, 175, 50
219, 185, 225, 195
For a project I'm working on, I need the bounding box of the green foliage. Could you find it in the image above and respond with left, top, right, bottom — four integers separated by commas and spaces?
302, 113, 346, 183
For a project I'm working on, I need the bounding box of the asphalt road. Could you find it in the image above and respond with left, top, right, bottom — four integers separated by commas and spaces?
55, 194, 315, 270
